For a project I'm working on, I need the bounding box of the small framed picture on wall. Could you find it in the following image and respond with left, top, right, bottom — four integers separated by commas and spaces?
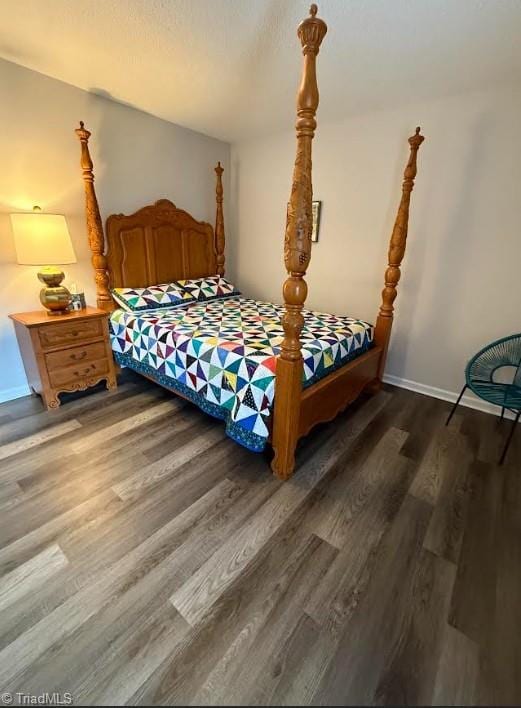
285, 199, 322, 242
311, 200, 322, 242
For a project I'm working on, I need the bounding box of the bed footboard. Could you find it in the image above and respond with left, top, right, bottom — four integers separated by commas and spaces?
298, 347, 382, 439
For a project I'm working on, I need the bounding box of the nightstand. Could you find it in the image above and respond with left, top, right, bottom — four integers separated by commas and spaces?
9, 307, 117, 410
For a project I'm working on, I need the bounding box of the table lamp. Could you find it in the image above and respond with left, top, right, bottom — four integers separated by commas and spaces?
10, 206, 77, 315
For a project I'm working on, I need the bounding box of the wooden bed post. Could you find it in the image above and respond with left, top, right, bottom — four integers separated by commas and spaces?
271, 5, 327, 480
374, 127, 425, 380
214, 161, 225, 276
75, 121, 112, 312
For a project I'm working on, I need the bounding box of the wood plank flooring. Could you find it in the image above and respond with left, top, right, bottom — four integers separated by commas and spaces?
0, 370, 520, 706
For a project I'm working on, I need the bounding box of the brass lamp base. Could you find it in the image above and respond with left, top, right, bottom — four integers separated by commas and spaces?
37, 266, 72, 315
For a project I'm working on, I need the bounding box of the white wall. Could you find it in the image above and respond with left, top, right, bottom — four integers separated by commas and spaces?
229, 85, 521, 402
0, 59, 229, 402
3, 59, 519, 410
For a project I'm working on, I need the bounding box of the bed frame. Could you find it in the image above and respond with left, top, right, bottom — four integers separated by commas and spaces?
75, 4, 424, 480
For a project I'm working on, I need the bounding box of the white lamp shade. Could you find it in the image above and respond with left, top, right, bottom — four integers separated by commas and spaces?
10, 212, 77, 266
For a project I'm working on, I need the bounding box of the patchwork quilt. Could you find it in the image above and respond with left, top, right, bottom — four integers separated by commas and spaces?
110, 297, 374, 451
111, 282, 193, 312
176, 275, 240, 302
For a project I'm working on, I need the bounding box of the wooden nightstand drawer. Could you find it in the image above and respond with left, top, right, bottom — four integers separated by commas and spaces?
45, 341, 107, 370
39, 318, 102, 349
48, 358, 109, 388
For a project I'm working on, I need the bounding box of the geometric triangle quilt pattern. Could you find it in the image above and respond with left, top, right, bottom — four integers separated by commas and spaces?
110, 296, 374, 451
176, 275, 240, 302
111, 282, 194, 312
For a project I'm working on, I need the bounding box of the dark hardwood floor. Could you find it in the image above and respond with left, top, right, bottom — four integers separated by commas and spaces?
0, 371, 520, 706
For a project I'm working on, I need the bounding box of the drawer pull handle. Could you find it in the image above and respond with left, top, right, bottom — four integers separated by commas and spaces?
74, 365, 95, 377
71, 331, 79, 337
70, 351, 87, 361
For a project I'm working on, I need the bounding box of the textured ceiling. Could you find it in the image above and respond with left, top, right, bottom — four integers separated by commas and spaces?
1, 0, 521, 142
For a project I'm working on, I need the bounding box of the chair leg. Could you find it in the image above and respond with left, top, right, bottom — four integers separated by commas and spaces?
500, 406, 506, 421
499, 410, 521, 465
446, 385, 467, 426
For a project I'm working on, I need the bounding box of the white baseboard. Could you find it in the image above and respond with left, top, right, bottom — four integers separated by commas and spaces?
383, 373, 519, 421
0, 384, 31, 405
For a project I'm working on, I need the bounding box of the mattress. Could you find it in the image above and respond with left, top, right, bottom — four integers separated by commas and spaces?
110, 296, 374, 451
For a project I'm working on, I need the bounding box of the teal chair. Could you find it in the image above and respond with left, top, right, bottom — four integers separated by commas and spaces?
446, 333, 521, 464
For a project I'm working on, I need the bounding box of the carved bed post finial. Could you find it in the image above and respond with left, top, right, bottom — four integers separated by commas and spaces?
75, 121, 112, 312
271, 5, 327, 480
214, 161, 225, 276
374, 127, 425, 379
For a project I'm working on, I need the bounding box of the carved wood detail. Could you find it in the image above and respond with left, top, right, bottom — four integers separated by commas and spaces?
215, 162, 226, 276
271, 4, 327, 480
374, 127, 425, 379
106, 199, 216, 288
75, 122, 112, 312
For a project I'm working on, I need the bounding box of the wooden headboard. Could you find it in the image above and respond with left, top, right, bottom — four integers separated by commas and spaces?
75, 120, 226, 309
106, 199, 216, 289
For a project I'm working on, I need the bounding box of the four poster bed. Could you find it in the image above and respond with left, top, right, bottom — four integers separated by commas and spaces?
75, 4, 424, 480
